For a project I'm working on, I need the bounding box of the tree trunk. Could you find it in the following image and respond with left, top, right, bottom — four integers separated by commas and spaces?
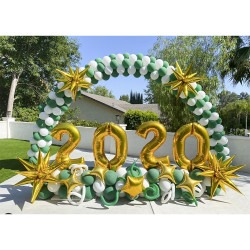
6, 74, 19, 117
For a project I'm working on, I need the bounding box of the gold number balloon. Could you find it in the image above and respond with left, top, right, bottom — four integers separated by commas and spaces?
93, 122, 128, 171
51, 123, 85, 169
136, 121, 169, 169
173, 122, 210, 172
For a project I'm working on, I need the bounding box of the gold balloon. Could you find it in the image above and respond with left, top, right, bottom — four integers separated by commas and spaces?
51, 123, 85, 170
62, 171, 83, 197
93, 122, 128, 171
136, 121, 170, 169
173, 122, 210, 172
157, 160, 176, 184
121, 176, 144, 199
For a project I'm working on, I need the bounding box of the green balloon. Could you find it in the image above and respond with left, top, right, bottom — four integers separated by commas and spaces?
155, 77, 162, 84
36, 119, 45, 128
150, 56, 156, 63
146, 168, 160, 184
110, 59, 119, 69
210, 106, 216, 112
158, 67, 167, 76
217, 152, 226, 161
212, 132, 222, 140
216, 118, 222, 124
85, 185, 95, 201
81, 171, 95, 186
202, 110, 211, 119
59, 170, 71, 180
169, 73, 177, 82
31, 144, 39, 152
47, 99, 57, 108
33, 132, 41, 141
147, 63, 156, 72
173, 169, 184, 184
137, 53, 143, 60
104, 170, 118, 186
134, 60, 143, 69
123, 69, 129, 76
126, 164, 142, 178
195, 84, 202, 92
144, 183, 160, 200
189, 169, 204, 181
41, 145, 50, 153
109, 54, 116, 59
175, 188, 182, 199
188, 91, 196, 98
144, 72, 151, 79
56, 91, 65, 98
97, 62, 105, 72
196, 99, 205, 108
123, 53, 130, 59
111, 70, 119, 78
188, 105, 196, 112
206, 186, 221, 196
163, 61, 169, 68
208, 120, 217, 128
95, 58, 102, 63
203, 95, 209, 102
51, 114, 61, 121
58, 185, 68, 199
122, 59, 130, 68
38, 184, 54, 200
38, 104, 45, 112
91, 77, 98, 84
103, 186, 117, 201
46, 125, 54, 131
182, 191, 195, 204
133, 70, 141, 78
214, 143, 224, 152
61, 105, 69, 112
29, 156, 37, 165
194, 114, 202, 121
102, 72, 110, 81
64, 97, 72, 104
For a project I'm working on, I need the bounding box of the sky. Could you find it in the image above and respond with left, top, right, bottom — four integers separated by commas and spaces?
72, 36, 250, 99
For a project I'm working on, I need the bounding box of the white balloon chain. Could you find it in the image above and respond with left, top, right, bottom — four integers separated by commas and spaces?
161, 183, 176, 204
67, 186, 86, 206
69, 164, 88, 176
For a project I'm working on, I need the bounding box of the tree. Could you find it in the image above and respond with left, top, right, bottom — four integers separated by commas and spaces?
217, 90, 239, 108
130, 91, 143, 104
239, 92, 249, 100
145, 36, 238, 131
0, 36, 80, 117
89, 85, 115, 98
119, 94, 129, 102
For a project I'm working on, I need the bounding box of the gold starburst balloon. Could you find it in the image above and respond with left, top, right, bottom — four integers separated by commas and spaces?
157, 160, 176, 184
121, 176, 144, 199
198, 153, 244, 198
89, 165, 108, 182
56, 66, 92, 100
15, 151, 63, 203
61, 172, 83, 197
176, 172, 202, 199
163, 62, 202, 99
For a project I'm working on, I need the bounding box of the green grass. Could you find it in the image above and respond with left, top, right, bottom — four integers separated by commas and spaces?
0, 139, 60, 183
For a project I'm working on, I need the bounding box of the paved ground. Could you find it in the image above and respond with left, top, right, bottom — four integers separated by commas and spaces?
0, 149, 250, 214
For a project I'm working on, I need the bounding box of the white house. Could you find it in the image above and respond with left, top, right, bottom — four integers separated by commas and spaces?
71, 92, 161, 124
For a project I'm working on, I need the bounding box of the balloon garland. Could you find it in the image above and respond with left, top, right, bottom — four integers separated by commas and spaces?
15, 53, 245, 207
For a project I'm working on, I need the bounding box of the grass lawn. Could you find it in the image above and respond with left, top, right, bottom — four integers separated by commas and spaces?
0, 139, 60, 183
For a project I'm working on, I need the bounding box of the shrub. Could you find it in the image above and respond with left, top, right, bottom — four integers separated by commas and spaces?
13, 107, 39, 122
124, 109, 159, 130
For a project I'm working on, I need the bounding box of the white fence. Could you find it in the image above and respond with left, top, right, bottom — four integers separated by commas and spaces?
0, 120, 250, 173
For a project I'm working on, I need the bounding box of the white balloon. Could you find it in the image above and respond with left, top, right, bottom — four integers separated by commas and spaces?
52, 169, 61, 178
203, 177, 211, 187
48, 91, 56, 100
115, 180, 125, 190
161, 191, 172, 204
210, 138, 217, 147
117, 65, 125, 74
84, 76, 91, 83
119, 191, 126, 198
209, 112, 219, 121
159, 178, 172, 192
102, 56, 111, 66
190, 82, 197, 89
155, 59, 164, 70
210, 149, 217, 155
46, 141, 52, 146
150, 71, 159, 80
206, 128, 214, 136
203, 102, 213, 111
94, 71, 103, 80
44, 105, 53, 114
193, 108, 203, 115
57, 82, 64, 89
139, 66, 148, 75
39, 112, 48, 120
142, 56, 150, 66
37, 139, 47, 148
161, 74, 169, 83
214, 124, 224, 132
179, 92, 186, 99
187, 98, 196, 106
39, 128, 49, 136
93, 178, 105, 193
35, 151, 45, 159
218, 136, 228, 145
56, 97, 65, 106
116, 168, 126, 178
199, 118, 209, 126
79, 67, 85, 72
128, 65, 136, 75
64, 89, 72, 98
129, 54, 137, 64
140, 167, 147, 176
143, 179, 150, 189
53, 107, 62, 116
48, 183, 61, 193
89, 60, 98, 70
222, 147, 230, 156
27, 149, 35, 157
166, 66, 175, 75
116, 54, 124, 64
104, 66, 113, 75
195, 91, 206, 100
68, 186, 86, 206
194, 183, 205, 198
73, 186, 81, 193
45, 117, 54, 126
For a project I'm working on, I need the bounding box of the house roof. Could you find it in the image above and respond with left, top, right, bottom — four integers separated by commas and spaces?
81, 92, 161, 116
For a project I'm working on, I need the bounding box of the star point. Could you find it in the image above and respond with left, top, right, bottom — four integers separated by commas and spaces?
62, 172, 83, 197
157, 160, 176, 184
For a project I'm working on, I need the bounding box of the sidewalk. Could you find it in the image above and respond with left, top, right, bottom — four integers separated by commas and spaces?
0, 149, 250, 214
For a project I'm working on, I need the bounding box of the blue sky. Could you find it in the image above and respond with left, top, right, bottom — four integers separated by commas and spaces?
72, 36, 250, 99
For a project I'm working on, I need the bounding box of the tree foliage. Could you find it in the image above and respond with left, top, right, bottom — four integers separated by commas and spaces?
145, 36, 239, 131
89, 85, 115, 98
130, 91, 143, 104
119, 94, 130, 102
0, 36, 81, 117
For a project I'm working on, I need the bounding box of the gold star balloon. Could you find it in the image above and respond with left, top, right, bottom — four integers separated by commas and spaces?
121, 176, 144, 199
163, 62, 203, 99
198, 153, 244, 198
61, 172, 83, 197
157, 160, 176, 184
15, 151, 63, 203
89, 165, 108, 182
56, 66, 92, 100
176, 172, 202, 199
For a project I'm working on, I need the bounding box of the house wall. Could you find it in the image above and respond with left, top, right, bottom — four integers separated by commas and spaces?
1, 120, 250, 173
71, 97, 124, 124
